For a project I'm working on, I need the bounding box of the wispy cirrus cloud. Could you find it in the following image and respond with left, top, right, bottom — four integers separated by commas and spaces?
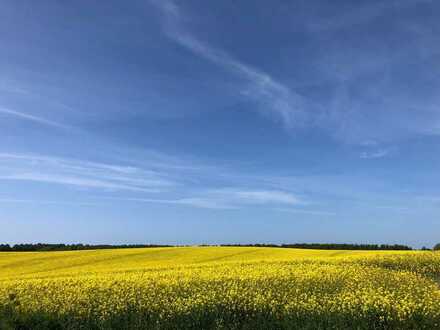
0, 153, 176, 192
275, 208, 337, 216
0, 173, 159, 193
215, 189, 301, 205
307, 0, 430, 32
149, 0, 440, 146
149, 0, 309, 127
360, 149, 391, 159
0, 198, 98, 206
113, 197, 237, 210
0, 152, 316, 211
0, 107, 67, 129
114, 188, 302, 210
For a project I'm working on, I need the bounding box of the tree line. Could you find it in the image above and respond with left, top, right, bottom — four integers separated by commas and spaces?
1, 242, 438, 252
220, 243, 414, 250
0, 243, 171, 252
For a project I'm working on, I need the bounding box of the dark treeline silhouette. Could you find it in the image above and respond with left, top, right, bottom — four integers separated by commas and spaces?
283, 243, 412, 250
0, 243, 171, 252
0, 242, 417, 252
220, 243, 413, 250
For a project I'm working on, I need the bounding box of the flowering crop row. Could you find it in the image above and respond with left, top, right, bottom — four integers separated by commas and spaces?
0, 248, 439, 329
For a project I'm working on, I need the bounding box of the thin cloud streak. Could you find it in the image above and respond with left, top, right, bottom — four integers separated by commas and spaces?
275, 208, 337, 216
150, 0, 440, 145
360, 149, 391, 159
208, 188, 302, 205
0, 173, 159, 193
0, 198, 99, 206
0, 153, 176, 192
0, 153, 313, 209
112, 189, 302, 210
307, 0, 430, 32
0, 107, 67, 129
149, 0, 308, 127
114, 197, 237, 210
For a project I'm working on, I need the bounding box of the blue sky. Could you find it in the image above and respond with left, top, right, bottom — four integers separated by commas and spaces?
1, 0, 439, 247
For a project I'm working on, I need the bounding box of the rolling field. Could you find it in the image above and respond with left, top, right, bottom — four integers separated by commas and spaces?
1, 247, 440, 329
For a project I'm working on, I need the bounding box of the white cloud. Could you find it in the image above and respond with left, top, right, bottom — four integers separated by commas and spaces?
226, 189, 300, 205
149, 0, 308, 128
308, 0, 433, 32
149, 0, 440, 144
176, 197, 237, 209
0, 173, 158, 192
103, 197, 236, 209
0, 153, 175, 192
0, 198, 98, 206
275, 208, 337, 216
113, 189, 301, 209
0, 107, 67, 129
360, 149, 390, 159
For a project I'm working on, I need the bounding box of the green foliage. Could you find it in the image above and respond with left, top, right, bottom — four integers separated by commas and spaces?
223, 243, 413, 250
0, 242, 414, 252
0, 243, 171, 252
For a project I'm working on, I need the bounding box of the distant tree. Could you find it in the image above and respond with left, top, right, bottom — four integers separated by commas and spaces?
220, 243, 412, 251
0, 242, 414, 252
0, 243, 172, 252
0, 244, 11, 251
434, 243, 440, 251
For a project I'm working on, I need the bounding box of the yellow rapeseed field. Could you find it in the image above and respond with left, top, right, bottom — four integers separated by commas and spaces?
0, 247, 439, 329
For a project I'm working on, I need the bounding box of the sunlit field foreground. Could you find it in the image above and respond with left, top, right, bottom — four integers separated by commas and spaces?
1, 247, 439, 329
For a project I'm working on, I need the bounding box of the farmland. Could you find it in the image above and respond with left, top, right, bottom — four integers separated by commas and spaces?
1, 247, 440, 329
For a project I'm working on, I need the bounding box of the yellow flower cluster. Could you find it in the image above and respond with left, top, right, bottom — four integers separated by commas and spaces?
0, 247, 439, 329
